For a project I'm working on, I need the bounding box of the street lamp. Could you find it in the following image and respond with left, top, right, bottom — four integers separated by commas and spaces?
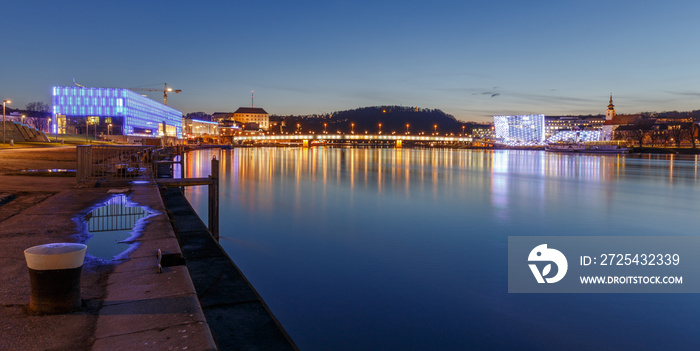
406, 123, 410, 134
324, 123, 327, 134
434, 124, 437, 135
462, 125, 465, 137
3, 99, 11, 144
351, 123, 355, 134
378, 123, 382, 134
108, 123, 112, 136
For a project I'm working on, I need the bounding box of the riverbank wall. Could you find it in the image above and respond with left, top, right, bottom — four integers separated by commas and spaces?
160, 186, 298, 350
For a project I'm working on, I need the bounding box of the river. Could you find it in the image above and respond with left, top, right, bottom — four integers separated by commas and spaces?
183, 148, 700, 350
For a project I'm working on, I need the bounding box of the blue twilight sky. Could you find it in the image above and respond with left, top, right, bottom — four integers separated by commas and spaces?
2, 0, 699, 122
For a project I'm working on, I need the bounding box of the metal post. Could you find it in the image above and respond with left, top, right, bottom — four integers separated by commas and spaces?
208, 156, 219, 241
2, 99, 10, 144
180, 146, 185, 179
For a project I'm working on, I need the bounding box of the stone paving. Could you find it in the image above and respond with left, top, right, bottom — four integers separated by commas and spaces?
0, 175, 217, 350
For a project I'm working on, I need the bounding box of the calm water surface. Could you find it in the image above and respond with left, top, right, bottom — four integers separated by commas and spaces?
184, 148, 700, 350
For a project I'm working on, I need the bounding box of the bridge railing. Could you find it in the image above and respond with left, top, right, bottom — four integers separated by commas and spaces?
232, 134, 472, 142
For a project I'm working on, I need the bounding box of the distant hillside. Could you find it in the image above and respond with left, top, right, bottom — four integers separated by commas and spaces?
271, 106, 489, 135
641, 110, 700, 120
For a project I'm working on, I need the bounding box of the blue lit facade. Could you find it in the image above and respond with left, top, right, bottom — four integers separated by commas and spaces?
494, 114, 545, 145
52, 86, 182, 138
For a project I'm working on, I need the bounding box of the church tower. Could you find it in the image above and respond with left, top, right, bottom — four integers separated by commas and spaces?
606, 94, 616, 121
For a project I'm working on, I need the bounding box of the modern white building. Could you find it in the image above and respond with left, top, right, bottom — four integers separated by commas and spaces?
493, 114, 545, 145
546, 130, 601, 143
545, 116, 604, 138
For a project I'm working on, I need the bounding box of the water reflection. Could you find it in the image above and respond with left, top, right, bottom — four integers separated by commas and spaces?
183, 148, 700, 350
186, 149, 700, 219
188, 149, 700, 185
84, 194, 152, 260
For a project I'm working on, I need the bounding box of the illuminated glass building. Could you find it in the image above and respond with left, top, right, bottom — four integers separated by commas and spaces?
546, 130, 601, 143
52, 86, 182, 138
545, 116, 604, 138
493, 114, 545, 144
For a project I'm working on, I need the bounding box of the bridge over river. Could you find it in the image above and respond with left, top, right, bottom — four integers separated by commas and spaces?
231, 134, 473, 147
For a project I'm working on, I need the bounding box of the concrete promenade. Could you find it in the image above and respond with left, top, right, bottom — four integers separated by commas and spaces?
0, 175, 217, 350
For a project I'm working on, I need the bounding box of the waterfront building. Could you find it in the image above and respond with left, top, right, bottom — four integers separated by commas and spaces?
545, 116, 604, 138
52, 86, 182, 139
212, 112, 235, 123
546, 130, 601, 143
233, 107, 269, 130
471, 127, 494, 139
600, 94, 639, 141
218, 119, 242, 143
212, 108, 269, 131
184, 118, 219, 141
493, 114, 545, 145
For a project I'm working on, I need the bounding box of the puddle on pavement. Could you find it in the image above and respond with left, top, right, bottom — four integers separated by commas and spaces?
84, 194, 154, 260
14, 169, 77, 177
22, 169, 76, 173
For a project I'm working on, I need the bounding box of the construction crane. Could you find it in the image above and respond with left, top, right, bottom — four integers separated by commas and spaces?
128, 83, 182, 105
71, 79, 182, 105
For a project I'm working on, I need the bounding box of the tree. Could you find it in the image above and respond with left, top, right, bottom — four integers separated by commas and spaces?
25, 101, 51, 115
618, 119, 655, 147
667, 123, 685, 147
690, 123, 699, 148
627, 129, 648, 147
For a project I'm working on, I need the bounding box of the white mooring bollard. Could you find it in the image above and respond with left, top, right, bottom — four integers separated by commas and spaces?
24, 243, 87, 314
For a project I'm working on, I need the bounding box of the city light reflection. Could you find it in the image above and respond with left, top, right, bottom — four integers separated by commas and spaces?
182, 147, 700, 350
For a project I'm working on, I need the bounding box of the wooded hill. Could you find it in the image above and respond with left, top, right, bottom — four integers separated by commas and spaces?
271, 106, 489, 135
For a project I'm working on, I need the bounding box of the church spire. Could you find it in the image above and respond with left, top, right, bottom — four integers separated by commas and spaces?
606, 93, 616, 121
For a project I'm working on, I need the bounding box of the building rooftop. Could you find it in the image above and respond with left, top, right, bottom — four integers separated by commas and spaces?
604, 114, 640, 125
234, 107, 268, 115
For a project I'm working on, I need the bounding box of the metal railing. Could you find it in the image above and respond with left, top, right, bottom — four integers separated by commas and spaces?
86, 194, 150, 232
77, 145, 157, 185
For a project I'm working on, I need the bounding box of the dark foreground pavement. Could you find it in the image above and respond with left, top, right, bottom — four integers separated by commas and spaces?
0, 176, 217, 350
